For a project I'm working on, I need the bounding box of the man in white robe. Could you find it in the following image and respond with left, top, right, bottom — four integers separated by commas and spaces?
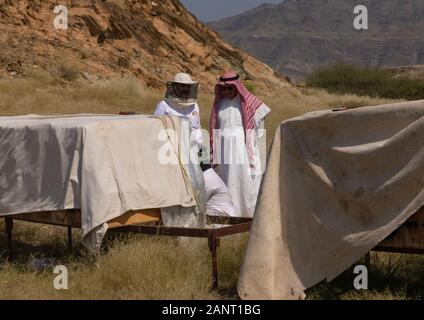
210, 71, 271, 218
203, 167, 236, 217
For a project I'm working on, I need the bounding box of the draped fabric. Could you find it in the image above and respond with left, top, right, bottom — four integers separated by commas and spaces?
238, 101, 424, 300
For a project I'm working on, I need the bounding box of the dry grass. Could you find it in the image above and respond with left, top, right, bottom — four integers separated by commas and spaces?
0, 219, 247, 300
306, 252, 424, 300
0, 70, 396, 128
2, 219, 423, 300
0, 72, 161, 116
1, 73, 421, 300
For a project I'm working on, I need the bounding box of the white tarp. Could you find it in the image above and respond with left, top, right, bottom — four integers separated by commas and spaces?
238, 100, 424, 300
0, 114, 204, 251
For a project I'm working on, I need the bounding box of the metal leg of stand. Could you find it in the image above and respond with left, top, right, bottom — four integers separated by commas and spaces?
365, 252, 371, 271
5, 217, 13, 260
208, 234, 220, 290
67, 226, 72, 251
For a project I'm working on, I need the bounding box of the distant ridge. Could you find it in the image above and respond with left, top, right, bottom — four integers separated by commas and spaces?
209, 0, 424, 82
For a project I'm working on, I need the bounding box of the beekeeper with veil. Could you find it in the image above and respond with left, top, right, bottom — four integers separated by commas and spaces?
154, 72, 203, 147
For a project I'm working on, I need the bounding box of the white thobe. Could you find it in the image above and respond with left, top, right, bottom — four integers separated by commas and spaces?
154, 100, 204, 146
215, 96, 270, 218
204, 168, 236, 217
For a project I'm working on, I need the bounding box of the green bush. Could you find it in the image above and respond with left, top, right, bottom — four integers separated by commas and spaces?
245, 80, 256, 94
306, 63, 424, 101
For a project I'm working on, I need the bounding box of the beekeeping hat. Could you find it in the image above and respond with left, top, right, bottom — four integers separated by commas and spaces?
171, 73, 198, 85
165, 73, 199, 108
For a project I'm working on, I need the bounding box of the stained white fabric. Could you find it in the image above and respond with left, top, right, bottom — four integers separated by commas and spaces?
238, 100, 424, 300
215, 97, 270, 217
203, 168, 236, 217
153, 99, 209, 227
0, 114, 204, 252
159, 113, 207, 228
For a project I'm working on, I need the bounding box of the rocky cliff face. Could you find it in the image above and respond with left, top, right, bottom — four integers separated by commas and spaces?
209, 0, 424, 82
0, 0, 291, 94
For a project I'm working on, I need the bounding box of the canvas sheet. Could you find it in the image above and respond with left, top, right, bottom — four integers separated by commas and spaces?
0, 114, 200, 251
238, 100, 424, 300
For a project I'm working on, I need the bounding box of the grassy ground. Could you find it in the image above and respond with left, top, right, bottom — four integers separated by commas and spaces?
307, 252, 424, 300
1, 72, 422, 300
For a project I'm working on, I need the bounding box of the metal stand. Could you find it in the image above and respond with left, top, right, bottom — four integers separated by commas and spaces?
208, 233, 221, 290
2, 213, 252, 290
67, 226, 73, 251
364, 252, 371, 271
114, 217, 252, 290
5, 217, 13, 260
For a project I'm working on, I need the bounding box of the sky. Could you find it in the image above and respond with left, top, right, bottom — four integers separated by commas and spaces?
180, 0, 283, 22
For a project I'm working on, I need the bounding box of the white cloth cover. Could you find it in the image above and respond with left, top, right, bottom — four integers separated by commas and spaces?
238, 100, 424, 300
153, 99, 207, 227
203, 168, 236, 217
0, 114, 205, 252
215, 97, 270, 217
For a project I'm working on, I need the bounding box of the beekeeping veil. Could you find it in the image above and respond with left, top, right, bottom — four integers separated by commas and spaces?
165, 73, 199, 108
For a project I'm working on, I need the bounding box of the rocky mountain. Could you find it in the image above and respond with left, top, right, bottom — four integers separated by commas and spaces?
0, 0, 291, 94
209, 0, 424, 82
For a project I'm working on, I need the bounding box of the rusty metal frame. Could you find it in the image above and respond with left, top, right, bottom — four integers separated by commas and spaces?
110, 217, 252, 289
4, 217, 13, 260
373, 246, 424, 255
2, 214, 252, 290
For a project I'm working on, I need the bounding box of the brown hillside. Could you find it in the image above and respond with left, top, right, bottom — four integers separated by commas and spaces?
0, 0, 291, 94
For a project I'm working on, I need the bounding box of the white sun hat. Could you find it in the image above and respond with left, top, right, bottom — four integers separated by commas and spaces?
172, 73, 198, 85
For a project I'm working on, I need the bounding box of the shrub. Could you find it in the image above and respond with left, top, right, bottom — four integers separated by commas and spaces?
306, 63, 424, 101
245, 80, 256, 94
57, 62, 80, 82
118, 56, 130, 68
